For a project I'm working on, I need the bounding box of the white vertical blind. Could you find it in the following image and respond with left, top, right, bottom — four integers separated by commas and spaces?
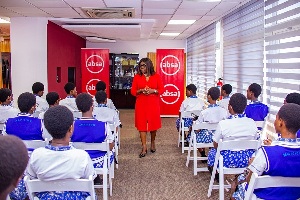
265, 0, 300, 134
223, 0, 264, 98
186, 23, 216, 100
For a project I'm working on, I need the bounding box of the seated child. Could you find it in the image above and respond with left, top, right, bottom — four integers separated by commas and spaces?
32, 82, 49, 115
186, 87, 227, 143
0, 135, 28, 200
0, 88, 19, 134
38, 91, 60, 119
93, 91, 121, 128
284, 92, 300, 138
59, 82, 79, 112
217, 84, 232, 115
176, 84, 205, 131
207, 93, 258, 169
72, 93, 115, 170
3, 92, 50, 143
94, 81, 116, 110
245, 83, 268, 122
26, 105, 97, 199
231, 103, 300, 200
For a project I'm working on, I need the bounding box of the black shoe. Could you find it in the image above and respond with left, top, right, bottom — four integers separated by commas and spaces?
150, 149, 156, 153
200, 151, 207, 163
184, 142, 189, 147
139, 150, 147, 158
94, 176, 103, 185
215, 173, 219, 182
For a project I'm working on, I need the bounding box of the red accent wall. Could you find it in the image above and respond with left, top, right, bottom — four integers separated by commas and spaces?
47, 21, 86, 98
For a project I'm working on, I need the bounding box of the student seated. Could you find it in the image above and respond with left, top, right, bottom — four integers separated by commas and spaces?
59, 82, 79, 112
94, 81, 116, 110
93, 91, 121, 129
32, 82, 49, 114
175, 84, 205, 131
0, 135, 28, 200
3, 92, 50, 143
72, 93, 115, 170
38, 91, 60, 119
231, 103, 300, 200
217, 84, 232, 115
0, 88, 19, 134
207, 93, 258, 170
284, 92, 300, 138
245, 83, 268, 122
26, 105, 97, 199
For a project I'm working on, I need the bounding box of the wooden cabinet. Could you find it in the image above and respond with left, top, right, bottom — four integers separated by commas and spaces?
110, 89, 136, 109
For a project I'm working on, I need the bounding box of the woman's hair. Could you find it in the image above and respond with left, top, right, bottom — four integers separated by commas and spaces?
138, 58, 156, 76
208, 87, 220, 101
229, 93, 247, 114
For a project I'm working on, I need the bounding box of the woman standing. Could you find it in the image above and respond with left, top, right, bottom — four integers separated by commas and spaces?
131, 58, 164, 158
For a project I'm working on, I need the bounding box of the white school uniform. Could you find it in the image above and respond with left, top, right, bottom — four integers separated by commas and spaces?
93, 97, 116, 110
212, 116, 258, 143
93, 105, 121, 127
0, 105, 19, 124
217, 97, 230, 116
35, 96, 49, 113
197, 105, 227, 123
179, 96, 205, 112
26, 145, 97, 181
59, 96, 79, 112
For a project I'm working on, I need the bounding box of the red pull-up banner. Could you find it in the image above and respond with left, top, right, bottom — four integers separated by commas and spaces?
156, 49, 185, 116
81, 49, 109, 97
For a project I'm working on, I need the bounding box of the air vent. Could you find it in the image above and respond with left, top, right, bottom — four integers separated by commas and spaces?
81, 8, 135, 19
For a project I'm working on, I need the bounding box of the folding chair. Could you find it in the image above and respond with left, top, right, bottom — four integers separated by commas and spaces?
207, 139, 261, 200
32, 110, 41, 118
22, 140, 48, 149
108, 122, 119, 169
72, 111, 82, 120
245, 172, 300, 200
178, 110, 201, 153
116, 110, 121, 149
186, 121, 218, 175
24, 175, 96, 200
73, 141, 112, 198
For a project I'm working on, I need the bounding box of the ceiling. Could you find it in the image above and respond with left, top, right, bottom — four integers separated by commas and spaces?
0, 0, 251, 42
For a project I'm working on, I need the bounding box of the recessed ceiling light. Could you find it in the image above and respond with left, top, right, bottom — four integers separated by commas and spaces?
168, 20, 196, 25
0, 18, 10, 23
160, 33, 180, 36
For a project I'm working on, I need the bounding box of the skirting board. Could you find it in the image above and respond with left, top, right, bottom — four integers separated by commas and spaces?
160, 115, 178, 118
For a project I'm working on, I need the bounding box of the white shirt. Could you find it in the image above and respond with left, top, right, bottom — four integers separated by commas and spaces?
93, 98, 116, 110
59, 97, 79, 112
197, 106, 227, 123
212, 117, 258, 143
26, 145, 96, 181
38, 111, 53, 141
179, 97, 205, 112
0, 105, 19, 124
217, 97, 230, 116
35, 96, 49, 113
93, 106, 121, 127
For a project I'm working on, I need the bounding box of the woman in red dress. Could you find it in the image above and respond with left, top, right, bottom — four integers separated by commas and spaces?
131, 58, 164, 158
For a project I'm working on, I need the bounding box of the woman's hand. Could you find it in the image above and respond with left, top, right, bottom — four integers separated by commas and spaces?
143, 88, 157, 95
137, 89, 146, 95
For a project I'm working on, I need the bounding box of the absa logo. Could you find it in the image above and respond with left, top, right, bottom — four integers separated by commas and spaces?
160, 55, 181, 76
86, 55, 104, 74
160, 84, 180, 105
86, 79, 100, 97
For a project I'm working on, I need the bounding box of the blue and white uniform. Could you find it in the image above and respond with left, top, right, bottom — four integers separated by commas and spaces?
207, 114, 258, 168
93, 104, 121, 128
0, 104, 19, 134
59, 96, 79, 112
71, 117, 114, 168
217, 96, 230, 116
35, 95, 49, 113
176, 95, 205, 131
245, 101, 268, 122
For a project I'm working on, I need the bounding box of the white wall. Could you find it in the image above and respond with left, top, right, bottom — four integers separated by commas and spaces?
86, 39, 186, 58
10, 17, 48, 105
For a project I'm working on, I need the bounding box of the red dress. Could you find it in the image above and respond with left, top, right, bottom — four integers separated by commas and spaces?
131, 73, 164, 131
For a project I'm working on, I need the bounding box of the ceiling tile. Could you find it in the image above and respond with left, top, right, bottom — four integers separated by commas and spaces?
142, 14, 172, 21
0, 7, 25, 17
200, 15, 217, 20
6, 7, 48, 14
171, 15, 200, 20
164, 24, 190, 31
143, 1, 181, 9
179, 1, 220, 9
42, 8, 81, 18
143, 8, 175, 15
206, 8, 228, 16
215, 1, 239, 10
104, 0, 141, 8
26, 0, 69, 8
175, 8, 209, 16
64, 0, 106, 8
0, 0, 32, 7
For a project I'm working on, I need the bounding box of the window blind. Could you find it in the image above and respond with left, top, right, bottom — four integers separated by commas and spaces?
265, 0, 300, 135
222, 0, 264, 97
186, 23, 216, 100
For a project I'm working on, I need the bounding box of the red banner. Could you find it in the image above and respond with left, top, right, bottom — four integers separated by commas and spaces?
156, 49, 185, 116
81, 49, 109, 97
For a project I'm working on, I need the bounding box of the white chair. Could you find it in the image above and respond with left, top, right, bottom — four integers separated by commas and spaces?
178, 110, 201, 153
32, 111, 41, 118
186, 122, 218, 175
207, 139, 261, 200
22, 140, 48, 149
255, 121, 264, 130
116, 110, 121, 149
72, 141, 112, 198
108, 122, 119, 169
72, 111, 82, 120
24, 175, 96, 200
245, 172, 300, 200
